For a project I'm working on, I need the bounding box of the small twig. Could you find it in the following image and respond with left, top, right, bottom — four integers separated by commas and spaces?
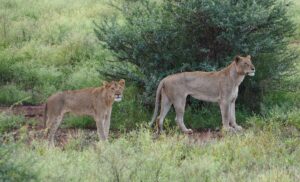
8, 96, 31, 112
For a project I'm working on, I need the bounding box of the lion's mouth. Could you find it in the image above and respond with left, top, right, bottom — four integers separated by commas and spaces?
248, 72, 255, 76
114, 95, 122, 102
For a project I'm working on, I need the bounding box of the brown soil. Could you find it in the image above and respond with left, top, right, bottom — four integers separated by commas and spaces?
1, 105, 222, 147
0, 105, 45, 123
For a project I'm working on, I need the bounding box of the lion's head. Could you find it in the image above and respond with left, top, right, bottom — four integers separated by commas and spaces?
104, 79, 125, 102
235, 55, 255, 76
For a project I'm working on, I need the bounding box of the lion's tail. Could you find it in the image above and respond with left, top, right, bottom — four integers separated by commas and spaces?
149, 80, 164, 127
43, 103, 48, 128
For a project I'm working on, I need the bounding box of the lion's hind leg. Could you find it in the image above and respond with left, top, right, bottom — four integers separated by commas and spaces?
47, 113, 64, 147
173, 97, 193, 134
156, 89, 172, 135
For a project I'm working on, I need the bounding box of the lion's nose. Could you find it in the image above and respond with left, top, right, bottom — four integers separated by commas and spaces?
251, 67, 255, 71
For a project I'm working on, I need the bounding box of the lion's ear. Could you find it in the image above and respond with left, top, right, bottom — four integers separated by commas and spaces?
235, 55, 241, 63
247, 55, 251, 59
105, 83, 112, 88
102, 81, 108, 86
119, 79, 125, 86
103, 81, 112, 88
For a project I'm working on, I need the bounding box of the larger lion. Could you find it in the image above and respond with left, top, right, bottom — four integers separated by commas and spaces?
44, 79, 125, 146
150, 55, 255, 134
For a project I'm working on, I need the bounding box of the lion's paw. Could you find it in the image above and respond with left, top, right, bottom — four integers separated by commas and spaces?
222, 126, 236, 133
184, 129, 193, 134
233, 125, 243, 132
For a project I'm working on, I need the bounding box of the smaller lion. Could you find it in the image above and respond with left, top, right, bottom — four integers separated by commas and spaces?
44, 79, 125, 146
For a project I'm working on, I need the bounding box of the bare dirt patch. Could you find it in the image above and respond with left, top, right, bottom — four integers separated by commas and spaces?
0, 105, 45, 123
1, 105, 223, 147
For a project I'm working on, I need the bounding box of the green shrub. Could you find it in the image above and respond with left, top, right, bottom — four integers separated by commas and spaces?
184, 104, 250, 130
0, 143, 37, 181
111, 86, 150, 130
247, 107, 300, 130
0, 84, 30, 105
0, 113, 27, 134
62, 115, 95, 129
63, 62, 103, 90
63, 130, 98, 151
95, 0, 296, 110
0, 0, 115, 105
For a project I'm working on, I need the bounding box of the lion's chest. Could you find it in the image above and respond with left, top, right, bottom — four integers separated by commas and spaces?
229, 87, 238, 101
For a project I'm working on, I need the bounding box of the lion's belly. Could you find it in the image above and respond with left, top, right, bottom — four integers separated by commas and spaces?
64, 96, 95, 116
190, 93, 219, 103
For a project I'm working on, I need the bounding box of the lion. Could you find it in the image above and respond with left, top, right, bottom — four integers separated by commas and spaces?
150, 55, 255, 134
44, 79, 125, 146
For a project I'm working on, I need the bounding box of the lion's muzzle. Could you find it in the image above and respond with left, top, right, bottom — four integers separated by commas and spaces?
114, 95, 122, 102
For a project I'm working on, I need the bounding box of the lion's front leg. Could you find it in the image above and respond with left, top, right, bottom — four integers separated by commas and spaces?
104, 108, 112, 138
94, 114, 107, 141
229, 101, 243, 131
219, 100, 235, 132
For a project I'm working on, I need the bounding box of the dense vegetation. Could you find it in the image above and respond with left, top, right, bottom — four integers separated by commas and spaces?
0, 0, 299, 181
94, 0, 297, 109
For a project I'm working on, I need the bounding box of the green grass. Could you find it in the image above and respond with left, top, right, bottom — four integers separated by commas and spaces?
0, 0, 115, 104
1, 108, 299, 181
1, 117, 299, 181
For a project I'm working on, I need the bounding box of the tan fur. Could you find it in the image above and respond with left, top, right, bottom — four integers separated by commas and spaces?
44, 79, 125, 146
150, 55, 255, 134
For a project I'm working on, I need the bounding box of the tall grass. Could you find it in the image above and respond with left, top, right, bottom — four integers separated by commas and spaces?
2, 112, 300, 181
0, 0, 115, 105
0, 106, 299, 181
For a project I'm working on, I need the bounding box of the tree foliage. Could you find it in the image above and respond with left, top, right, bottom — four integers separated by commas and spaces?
94, 0, 296, 109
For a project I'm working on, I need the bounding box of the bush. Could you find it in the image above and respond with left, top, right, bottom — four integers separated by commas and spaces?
0, 143, 37, 181
95, 0, 296, 110
247, 107, 300, 130
63, 62, 104, 90
0, 84, 30, 106
0, 0, 115, 105
110, 86, 150, 130
0, 113, 27, 134
62, 116, 95, 129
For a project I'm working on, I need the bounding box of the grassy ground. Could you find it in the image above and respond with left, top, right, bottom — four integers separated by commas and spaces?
1, 109, 300, 181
